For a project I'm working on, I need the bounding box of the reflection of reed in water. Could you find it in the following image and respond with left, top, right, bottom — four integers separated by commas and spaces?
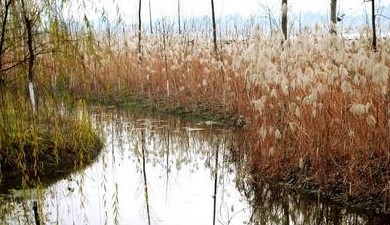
165, 127, 171, 199
33, 201, 40, 225
5, 108, 358, 224
141, 129, 151, 225
0, 188, 45, 224
212, 142, 219, 225
235, 169, 390, 225
119, 110, 239, 224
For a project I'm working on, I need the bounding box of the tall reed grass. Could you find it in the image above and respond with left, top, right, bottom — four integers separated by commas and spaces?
26, 22, 390, 212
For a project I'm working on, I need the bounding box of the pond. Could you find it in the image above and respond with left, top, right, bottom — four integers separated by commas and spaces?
0, 108, 388, 225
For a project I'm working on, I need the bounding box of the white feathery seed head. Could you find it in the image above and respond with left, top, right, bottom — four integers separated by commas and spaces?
353, 75, 360, 86
288, 122, 297, 133
339, 66, 349, 79
372, 63, 389, 84
349, 103, 370, 115
232, 56, 241, 71
314, 83, 327, 95
372, 62, 389, 95
269, 147, 275, 156
202, 79, 207, 86
275, 129, 282, 140
268, 126, 274, 136
259, 125, 267, 141
270, 88, 278, 98
251, 96, 267, 115
280, 77, 289, 96
295, 107, 301, 118
312, 108, 317, 118
366, 114, 377, 126
303, 92, 317, 105
341, 80, 353, 94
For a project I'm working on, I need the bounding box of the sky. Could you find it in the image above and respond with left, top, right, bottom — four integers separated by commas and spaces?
99, 0, 390, 22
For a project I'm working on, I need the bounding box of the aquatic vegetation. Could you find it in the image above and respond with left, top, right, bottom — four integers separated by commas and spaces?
0, 97, 103, 190
62, 24, 390, 213
235, 30, 390, 212
0, 0, 105, 194
0, 0, 386, 212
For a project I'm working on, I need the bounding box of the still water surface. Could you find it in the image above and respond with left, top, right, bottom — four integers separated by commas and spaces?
0, 108, 388, 225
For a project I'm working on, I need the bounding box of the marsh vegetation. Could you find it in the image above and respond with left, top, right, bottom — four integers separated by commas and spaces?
1, 109, 388, 224
0, 0, 390, 223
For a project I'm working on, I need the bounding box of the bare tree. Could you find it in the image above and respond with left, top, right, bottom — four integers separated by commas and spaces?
330, 0, 337, 34
148, 0, 152, 34
281, 0, 287, 40
0, 0, 12, 77
210, 0, 217, 54
21, 0, 37, 113
138, 0, 142, 55
262, 5, 278, 35
371, 0, 377, 51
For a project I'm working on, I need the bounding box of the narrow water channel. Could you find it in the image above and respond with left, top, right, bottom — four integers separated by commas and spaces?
0, 108, 388, 225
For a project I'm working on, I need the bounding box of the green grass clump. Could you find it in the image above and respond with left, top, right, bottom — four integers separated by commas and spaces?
0, 96, 103, 190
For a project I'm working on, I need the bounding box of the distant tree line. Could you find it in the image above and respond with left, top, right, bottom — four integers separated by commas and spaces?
281, 0, 377, 50
140, 0, 379, 51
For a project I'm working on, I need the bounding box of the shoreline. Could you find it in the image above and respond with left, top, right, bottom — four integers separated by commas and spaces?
102, 98, 390, 216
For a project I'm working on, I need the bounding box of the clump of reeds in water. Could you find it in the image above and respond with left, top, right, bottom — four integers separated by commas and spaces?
0, 91, 103, 191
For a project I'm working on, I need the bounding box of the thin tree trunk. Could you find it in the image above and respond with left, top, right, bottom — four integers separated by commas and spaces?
178, 0, 181, 34
330, 0, 337, 34
372, 0, 377, 51
281, 0, 288, 40
0, 0, 13, 74
210, 0, 217, 54
22, 0, 36, 114
148, 0, 152, 34
138, 0, 142, 55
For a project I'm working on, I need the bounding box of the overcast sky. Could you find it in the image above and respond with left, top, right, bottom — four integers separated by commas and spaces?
98, 0, 390, 22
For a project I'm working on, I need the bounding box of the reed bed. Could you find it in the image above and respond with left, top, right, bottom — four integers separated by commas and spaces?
239, 27, 390, 211
35, 24, 390, 212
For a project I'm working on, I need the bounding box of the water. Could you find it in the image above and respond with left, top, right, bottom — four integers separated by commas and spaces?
0, 108, 388, 225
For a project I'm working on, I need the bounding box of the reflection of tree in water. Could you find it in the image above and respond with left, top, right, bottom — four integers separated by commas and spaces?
98, 108, 237, 223
105, 108, 228, 174
0, 190, 41, 224
231, 131, 390, 225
